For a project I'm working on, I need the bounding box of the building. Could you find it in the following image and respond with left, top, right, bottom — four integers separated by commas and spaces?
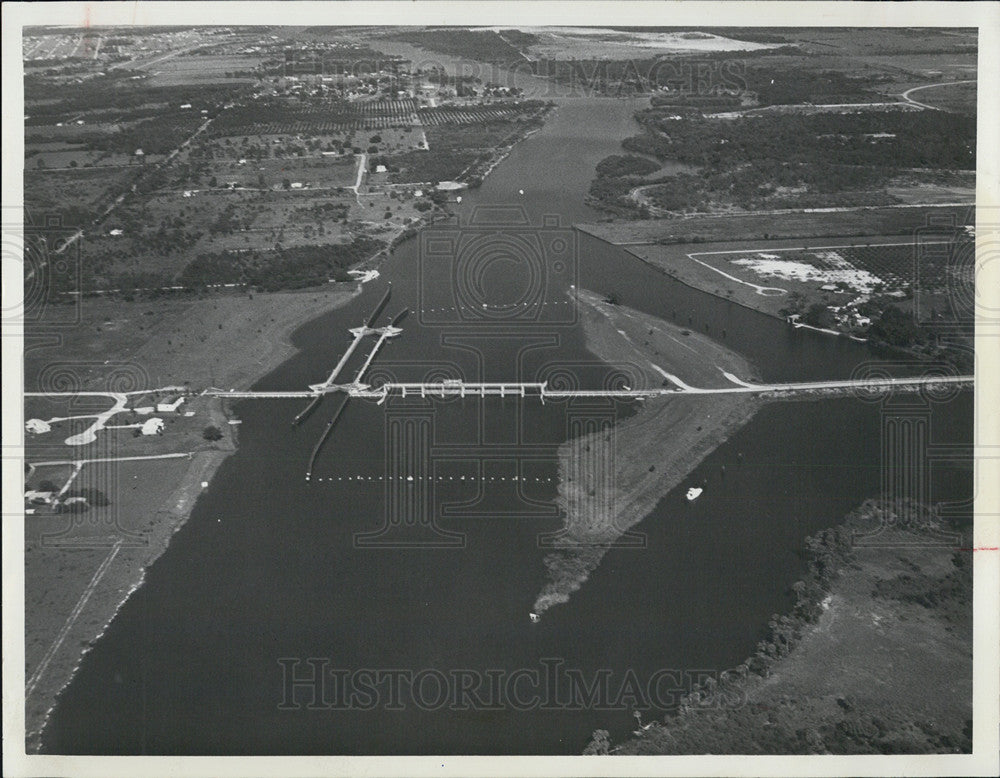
24, 490, 54, 505
25, 418, 51, 434
141, 418, 165, 436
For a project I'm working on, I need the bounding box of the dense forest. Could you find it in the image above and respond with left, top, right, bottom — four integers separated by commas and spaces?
589, 109, 975, 214
178, 237, 385, 291
385, 28, 532, 62
24, 76, 239, 125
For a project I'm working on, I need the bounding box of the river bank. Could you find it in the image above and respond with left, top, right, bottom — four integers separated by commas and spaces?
604, 499, 973, 755
25, 283, 365, 751
533, 289, 762, 616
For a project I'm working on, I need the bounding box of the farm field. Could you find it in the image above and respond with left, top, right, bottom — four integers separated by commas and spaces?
82, 185, 403, 289
577, 204, 974, 245
196, 155, 360, 190
143, 54, 267, 86
24, 166, 139, 226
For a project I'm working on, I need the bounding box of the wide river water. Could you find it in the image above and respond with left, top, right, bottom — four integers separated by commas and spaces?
42, 55, 973, 755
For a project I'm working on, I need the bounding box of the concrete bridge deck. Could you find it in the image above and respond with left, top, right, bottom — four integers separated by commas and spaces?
205, 374, 972, 402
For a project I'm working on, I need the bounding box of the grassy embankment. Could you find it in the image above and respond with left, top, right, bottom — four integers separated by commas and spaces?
533, 289, 762, 616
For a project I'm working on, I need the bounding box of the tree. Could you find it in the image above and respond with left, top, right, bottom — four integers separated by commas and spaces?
202, 425, 224, 441
803, 303, 831, 328
584, 729, 611, 755
869, 305, 925, 348
282, 178, 292, 190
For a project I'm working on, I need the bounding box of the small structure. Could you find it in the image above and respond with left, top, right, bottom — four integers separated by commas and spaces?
141, 417, 165, 436
290, 182, 304, 189
25, 490, 54, 505
133, 406, 155, 415
25, 418, 51, 434
375, 164, 388, 174
156, 395, 185, 413
109, 228, 124, 237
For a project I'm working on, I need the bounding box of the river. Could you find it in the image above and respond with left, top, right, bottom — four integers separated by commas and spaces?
41, 51, 973, 755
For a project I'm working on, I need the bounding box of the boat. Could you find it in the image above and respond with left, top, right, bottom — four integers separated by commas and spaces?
529, 612, 540, 623
685, 487, 703, 501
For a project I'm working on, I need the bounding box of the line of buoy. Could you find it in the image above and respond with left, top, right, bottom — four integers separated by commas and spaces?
306, 474, 556, 483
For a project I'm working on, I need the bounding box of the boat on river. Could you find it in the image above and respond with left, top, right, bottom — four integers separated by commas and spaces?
686, 487, 703, 501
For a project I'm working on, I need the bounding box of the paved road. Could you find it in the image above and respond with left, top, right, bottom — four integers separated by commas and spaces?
900, 80, 977, 111
206, 373, 973, 401
28, 452, 194, 468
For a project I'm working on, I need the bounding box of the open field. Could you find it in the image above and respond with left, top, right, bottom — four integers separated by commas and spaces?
577, 204, 974, 246
77, 182, 401, 288
25, 166, 139, 225
24, 451, 229, 749
142, 54, 266, 86
197, 155, 359, 189
525, 28, 781, 59
185, 127, 425, 166
25, 286, 361, 391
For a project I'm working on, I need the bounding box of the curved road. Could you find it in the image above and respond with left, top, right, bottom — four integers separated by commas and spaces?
900, 79, 977, 111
